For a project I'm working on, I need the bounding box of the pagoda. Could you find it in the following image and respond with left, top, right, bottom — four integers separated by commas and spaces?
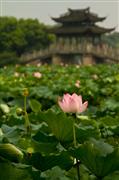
30, 7, 118, 65
51, 7, 114, 38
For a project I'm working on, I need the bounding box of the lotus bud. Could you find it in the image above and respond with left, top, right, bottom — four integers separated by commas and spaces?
23, 88, 29, 97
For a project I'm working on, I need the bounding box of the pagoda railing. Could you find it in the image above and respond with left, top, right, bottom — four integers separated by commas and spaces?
20, 41, 119, 63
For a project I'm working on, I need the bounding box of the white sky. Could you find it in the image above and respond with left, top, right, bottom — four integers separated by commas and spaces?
0, 0, 119, 32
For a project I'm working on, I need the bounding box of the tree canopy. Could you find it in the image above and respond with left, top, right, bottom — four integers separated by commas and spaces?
103, 32, 119, 48
0, 16, 55, 56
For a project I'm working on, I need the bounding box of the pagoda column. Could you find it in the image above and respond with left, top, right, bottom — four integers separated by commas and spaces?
82, 54, 95, 65
52, 54, 62, 64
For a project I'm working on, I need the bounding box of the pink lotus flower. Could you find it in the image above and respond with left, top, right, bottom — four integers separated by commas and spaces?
92, 74, 98, 80
14, 72, 20, 77
75, 80, 80, 88
58, 93, 88, 113
37, 63, 41, 67
33, 72, 42, 79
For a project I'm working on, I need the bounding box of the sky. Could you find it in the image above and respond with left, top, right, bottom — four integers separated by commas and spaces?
0, 0, 119, 32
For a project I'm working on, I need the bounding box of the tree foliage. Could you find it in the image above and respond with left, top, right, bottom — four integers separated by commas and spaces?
0, 16, 55, 56
103, 32, 119, 48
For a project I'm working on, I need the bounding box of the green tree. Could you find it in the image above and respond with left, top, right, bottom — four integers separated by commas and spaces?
103, 32, 119, 48
18, 18, 55, 52
0, 17, 55, 56
0, 16, 55, 66
0, 17, 27, 55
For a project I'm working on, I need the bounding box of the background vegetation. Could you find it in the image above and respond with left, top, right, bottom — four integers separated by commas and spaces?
0, 17, 55, 66
0, 16, 119, 66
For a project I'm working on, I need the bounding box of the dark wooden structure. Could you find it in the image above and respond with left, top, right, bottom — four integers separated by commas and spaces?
51, 7, 114, 37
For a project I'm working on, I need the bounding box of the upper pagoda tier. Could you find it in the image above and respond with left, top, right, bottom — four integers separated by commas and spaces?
52, 7, 106, 24
50, 7, 115, 36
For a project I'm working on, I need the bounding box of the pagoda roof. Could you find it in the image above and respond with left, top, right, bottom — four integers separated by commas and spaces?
50, 25, 115, 35
52, 7, 106, 23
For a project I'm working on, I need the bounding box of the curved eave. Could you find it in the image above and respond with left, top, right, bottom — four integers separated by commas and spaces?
51, 16, 106, 23
50, 25, 115, 35
91, 26, 115, 34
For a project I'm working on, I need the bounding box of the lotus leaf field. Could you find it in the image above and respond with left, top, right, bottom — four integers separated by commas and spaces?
1, 64, 119, 180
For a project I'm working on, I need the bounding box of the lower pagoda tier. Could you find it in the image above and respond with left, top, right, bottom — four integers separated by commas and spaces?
50, 25, 115, 36
20, 39, 119, 65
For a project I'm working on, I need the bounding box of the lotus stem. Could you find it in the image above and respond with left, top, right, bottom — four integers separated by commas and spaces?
24, 96, 31, 135
73, 121, 80, 180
